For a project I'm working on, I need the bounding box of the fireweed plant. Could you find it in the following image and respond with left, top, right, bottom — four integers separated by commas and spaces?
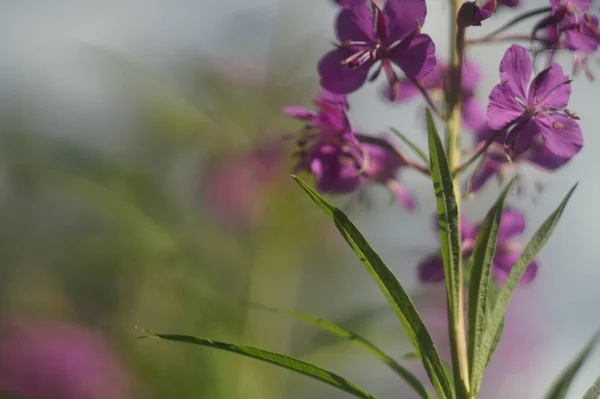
145, 0, 600, 398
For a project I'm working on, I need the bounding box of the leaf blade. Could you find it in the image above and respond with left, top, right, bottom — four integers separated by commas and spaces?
293, 176, 453, 399
545, 330, 600, 399
426, 108, 467, 396
582, 374, 600, 399
390, 127, 429, 165
246, 302, 434, 399
473, 184, 578, 391
146, 332, 379, 399
467, 178, 516, 393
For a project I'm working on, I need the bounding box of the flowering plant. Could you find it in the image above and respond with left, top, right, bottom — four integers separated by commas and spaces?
146, 0, 600, 398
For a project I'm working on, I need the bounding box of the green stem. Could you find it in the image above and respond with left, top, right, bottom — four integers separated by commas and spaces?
446, 2, 470, 397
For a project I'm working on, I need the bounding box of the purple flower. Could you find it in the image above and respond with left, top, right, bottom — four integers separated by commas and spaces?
284, 90, 350, 135
487, 44, 583, 159
0, 321, 130, 399
204, 142, 285, 229
418, 209, 538, 285
468, 130, 570, 193
457, 0, 496, 27
362, 141, 415, 209
301, 136, 364, 194
318, 0, 436, 99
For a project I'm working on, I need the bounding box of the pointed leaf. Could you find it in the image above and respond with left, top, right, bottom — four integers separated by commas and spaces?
473, 184, 578, 391
582, 374, 600, 399
544, 330, 600, 399
144, 332, 378, 399
293, 176, 453, 399
467, 178, 516, 393
426, 108, 467, 396
246, 302, 434, 399
390, 127, 429, 165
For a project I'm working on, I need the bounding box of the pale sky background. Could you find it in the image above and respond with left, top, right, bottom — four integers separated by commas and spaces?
0, 1, 599, 398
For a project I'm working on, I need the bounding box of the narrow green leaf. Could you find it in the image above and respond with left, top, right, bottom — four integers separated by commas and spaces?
485, 282, 504, 367
473, 184, 578, 391
582, 374, 600, 399
467, 178, 516, 393
145, 332, 378, 399
545, 330, 600, 399
390, 127, 429, 165
426, 108, 466, 397
293, 176, 453, 399
246, 302, 434, 399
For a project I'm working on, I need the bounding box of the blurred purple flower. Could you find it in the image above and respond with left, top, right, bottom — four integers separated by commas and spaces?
457, 0, 496, 27
299, 135, 364, 194
204, 142, 284, 229
318, 0, 436, 99
418, 209, 538, 285
487, 44, 583, 159
469, 128, 570, 193
387, 58, 486, 132
362, 141, 415, 209
283, 90, 350, 135
0, 321, 130, 399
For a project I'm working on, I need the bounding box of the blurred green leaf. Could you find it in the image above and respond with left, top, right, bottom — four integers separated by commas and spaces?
390, 127, 429, 165
467, 178, 515, 394
582, 374, 600, 399
293, 175, 453, 399
544, 330, 600, 399
247, 301, 433, 399
426, 108, 465, 397
145, 332, 379, 399
475, 184, 578, 392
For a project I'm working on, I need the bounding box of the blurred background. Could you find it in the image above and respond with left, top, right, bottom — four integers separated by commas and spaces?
0, 1, 598, 398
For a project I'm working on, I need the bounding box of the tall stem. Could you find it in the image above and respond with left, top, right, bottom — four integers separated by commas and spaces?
446, 1, 470, 397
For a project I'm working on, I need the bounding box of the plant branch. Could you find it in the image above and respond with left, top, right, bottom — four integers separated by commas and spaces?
471, 6, 552, 42
453, 130, 503, 177
409, 78, 445, 120
355, 134, 431, 176
466, 34, 553, 46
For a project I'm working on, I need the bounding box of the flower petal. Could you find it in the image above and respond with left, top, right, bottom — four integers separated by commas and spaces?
462, 96, 487, 131
498, 208, 526, 240
283, 106, 316, 122
493, 248, 538, 285
318, 49, 372, 94
527, 64, 571, 109
535, 114, 583, 158
487, 82, 526, 131
469, 158, 503, 193
506, 119, 539, 155
388, 179, 416, 210
528, 144, 571, 170
498, 44, 532, 101
418, 254, 445, 282
336, 3, 375, 43
462, 59, 483, 92
389, 33, 436, 80
565, 23, 600, 53
384, 0, 427, 42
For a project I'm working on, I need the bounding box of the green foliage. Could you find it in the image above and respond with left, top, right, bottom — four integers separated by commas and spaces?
425, 108, 466, 398
389, 127, 429, 165
293, 176, 453, 399
144, 331, 379, 399
467, 178, 515, 395
544, 330, 600, 399
246, 301, 434, 399
471, 184, 578, 392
